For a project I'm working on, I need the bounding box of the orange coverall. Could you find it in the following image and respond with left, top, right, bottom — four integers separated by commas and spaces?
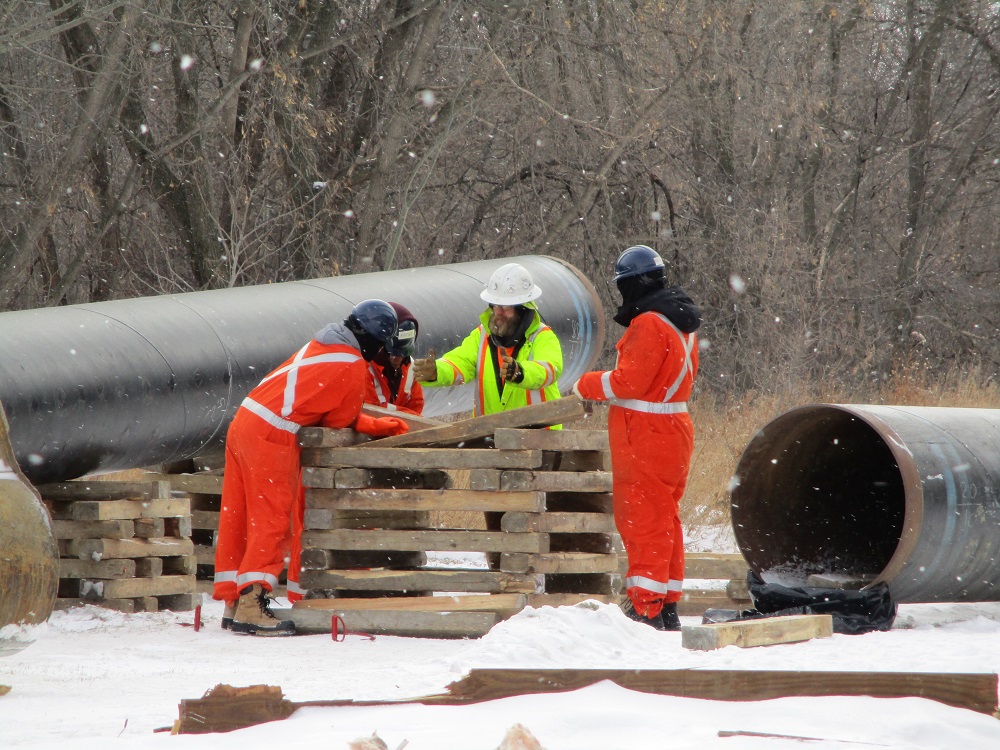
213, 336, 400, 605
574, 311, 698, 618
365, 360, 425, 415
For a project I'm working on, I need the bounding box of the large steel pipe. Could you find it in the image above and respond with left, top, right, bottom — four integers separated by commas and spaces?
0, 255, 603, 485
730, 404, 1000, 603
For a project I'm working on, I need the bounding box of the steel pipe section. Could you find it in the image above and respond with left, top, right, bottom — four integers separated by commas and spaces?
0, 256, 603, 485
731, 404, 1000, 603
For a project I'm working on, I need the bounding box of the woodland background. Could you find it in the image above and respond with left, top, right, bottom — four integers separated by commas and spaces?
2, 0, 1000, 407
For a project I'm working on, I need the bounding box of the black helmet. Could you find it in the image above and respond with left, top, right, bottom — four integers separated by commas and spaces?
347, 299, 398, 344
613, 245, 665, 282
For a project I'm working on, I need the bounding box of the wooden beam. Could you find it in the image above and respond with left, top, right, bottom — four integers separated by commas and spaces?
685, 553, 748, 580
420, 669, 1000, 715
293, 594, 526, 612
301, 446, 544, 471
305, 487, 545, 513
302, 529, 548, 554
681, 614, 833, 651
500, 551, 619, 575
299, 568, 540, 594
500, 512, 614, 534
493, 428, 609, 451
359, 396, 590, 449
278, 607, 498, 638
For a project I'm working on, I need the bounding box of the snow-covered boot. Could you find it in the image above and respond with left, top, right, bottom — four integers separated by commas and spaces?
231, 584, 295, 636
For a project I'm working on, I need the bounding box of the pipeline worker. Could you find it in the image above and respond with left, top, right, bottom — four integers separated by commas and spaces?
572, 246, 701, 631
213, 299, 410, 636
364, 302, 425, 415
410, 262, 563, 416
411, 263, 563, 556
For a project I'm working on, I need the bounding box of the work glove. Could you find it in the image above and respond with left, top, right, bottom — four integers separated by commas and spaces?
411, 348, 438, 382
501, 354, 524, 383
354, 413, 410, 437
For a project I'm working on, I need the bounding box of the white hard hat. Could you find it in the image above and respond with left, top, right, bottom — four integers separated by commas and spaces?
480, 263, 542, 306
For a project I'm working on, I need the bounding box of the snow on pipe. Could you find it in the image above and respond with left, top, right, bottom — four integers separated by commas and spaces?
730, 404, 1000, 603
0, 255, 604, 485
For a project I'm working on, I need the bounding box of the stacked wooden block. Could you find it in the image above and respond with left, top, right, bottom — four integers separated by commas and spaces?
40, 479, 198, 613
284, 398, 619, 638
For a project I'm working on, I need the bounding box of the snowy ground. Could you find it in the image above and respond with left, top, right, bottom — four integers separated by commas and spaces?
5, 542, 1000, 749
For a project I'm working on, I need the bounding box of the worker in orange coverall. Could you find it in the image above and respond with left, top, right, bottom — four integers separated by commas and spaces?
572, 245, 701, 631
213, 299, 410, 636
364, 302, 425, 415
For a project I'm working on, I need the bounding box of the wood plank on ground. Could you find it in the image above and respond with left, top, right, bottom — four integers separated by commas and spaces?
278, 607, 498, 638
416, 669, 999, 715
294, 593, 526, 613
298, 568, 539, 594
681, 614, 833, 651
360, 396, 590, 449
305, 487, 545, 513
302, 529, 548, 554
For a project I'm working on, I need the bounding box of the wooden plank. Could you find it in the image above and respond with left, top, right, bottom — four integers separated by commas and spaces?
97, 574, 196, 600
302, 529, 549, 554
501, 551, 619, 575
494, 428, 609, 451
51, 519, 134, 539
301, 446, 543, 471
424, 669, 1000, 715
191, 510, 219, 530
303, 508, 430, 531
143, 473, 223, 495
362, 396, 590, 449
58, 558, 137, 579
299, 568, 539, 594
679, 589, 751, 617
57, 497, 191, 522
525, 593, 616, 608
685, 553, 749, 580
500, 470, 613, 493
133, 517, 166, 538
38, 480, 171, 501
681, 614, 833, 651
279, 606, 498, 638
501, 512, 614, 534
135, 557, 164, 577
305, 487, 545, 513
293, 594, 526, 612
297, 427, 371, 448
61, 537, 195, 559
542, 451, 610, 472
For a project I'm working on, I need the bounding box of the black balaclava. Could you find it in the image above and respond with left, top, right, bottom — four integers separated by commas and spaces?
615, 271, 702, 334
346, 316, 385, 362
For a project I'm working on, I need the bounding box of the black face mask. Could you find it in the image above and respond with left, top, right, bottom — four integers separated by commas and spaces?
354, 331, 384, 362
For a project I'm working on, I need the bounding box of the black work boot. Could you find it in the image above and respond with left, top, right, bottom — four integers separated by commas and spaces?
621, 598, 665, 630
231, 584, 296, 636
660, 601, 682, 631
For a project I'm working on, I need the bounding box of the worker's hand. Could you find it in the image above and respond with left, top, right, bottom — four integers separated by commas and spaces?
501, 354, 523, 383
368, 416, 409, 437
411, 349, 437, 382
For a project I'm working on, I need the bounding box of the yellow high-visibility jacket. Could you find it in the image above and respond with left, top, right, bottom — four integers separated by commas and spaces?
425, 303, 563, 420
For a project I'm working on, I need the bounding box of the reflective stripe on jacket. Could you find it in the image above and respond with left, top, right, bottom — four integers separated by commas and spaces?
365, 361, 425, 415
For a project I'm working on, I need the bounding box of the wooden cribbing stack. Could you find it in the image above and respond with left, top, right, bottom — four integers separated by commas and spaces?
39, 479, 198, 613
282, 397, 623, 638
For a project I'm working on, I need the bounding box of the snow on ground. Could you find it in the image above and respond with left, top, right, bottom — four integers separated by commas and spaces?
4, 538, 1000, 749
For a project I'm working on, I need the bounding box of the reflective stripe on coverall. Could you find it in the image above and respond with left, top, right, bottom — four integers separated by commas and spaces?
365, 360, 425, 415
213, 343, 365, 604
574, 312, 698, 618
423, 302, 562, 418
